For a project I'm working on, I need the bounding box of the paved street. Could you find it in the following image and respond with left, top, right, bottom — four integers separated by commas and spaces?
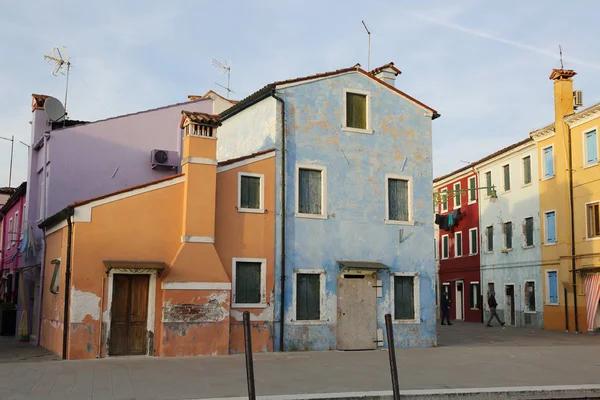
1, 323, 600, 399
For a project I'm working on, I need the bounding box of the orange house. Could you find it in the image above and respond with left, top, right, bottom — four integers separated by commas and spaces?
38, 112, 276, 359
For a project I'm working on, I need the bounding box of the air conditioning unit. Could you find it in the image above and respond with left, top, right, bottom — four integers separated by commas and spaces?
150, 149, 178, 170
573, 90, 583, 108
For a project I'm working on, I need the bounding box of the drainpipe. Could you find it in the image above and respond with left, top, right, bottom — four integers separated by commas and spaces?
567, 125, 579, 333
271, 90, 286, 352
61, 208, 74, 359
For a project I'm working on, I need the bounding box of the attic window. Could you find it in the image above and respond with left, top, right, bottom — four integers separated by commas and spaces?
344, 89, 371, 133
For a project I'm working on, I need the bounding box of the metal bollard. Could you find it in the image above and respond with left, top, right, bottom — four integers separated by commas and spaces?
385, 313, 401, 400
243, 311, 256, 400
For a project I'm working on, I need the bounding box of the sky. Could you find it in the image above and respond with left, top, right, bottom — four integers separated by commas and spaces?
1, 0, 599, 188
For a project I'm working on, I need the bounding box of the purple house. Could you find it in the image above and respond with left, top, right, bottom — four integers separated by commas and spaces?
22, 93, 232, 344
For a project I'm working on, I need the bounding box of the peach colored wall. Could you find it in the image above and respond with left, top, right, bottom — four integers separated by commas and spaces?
40, 228, 68, 358
215, 154, 276, 353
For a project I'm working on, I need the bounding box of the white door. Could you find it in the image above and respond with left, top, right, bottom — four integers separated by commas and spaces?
337, 273, 377, 350
455, 281, 464, 320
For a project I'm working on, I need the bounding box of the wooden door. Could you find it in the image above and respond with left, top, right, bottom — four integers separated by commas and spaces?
110, 274, 149, 356
337, 274, 377, 350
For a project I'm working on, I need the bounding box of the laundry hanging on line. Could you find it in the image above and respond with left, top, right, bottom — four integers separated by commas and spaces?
435, 209, 464, 232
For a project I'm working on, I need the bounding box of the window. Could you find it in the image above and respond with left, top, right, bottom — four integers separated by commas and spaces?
20, 205, 26, 241
525, 281, 536, 312
454, 232, 463, 257
238, 173, 264, 212
487, 282, 495, 298
587, 202, 600, 239
387, 176, 411, 222
469, 282, 480, 309
442, 283, 450, 301
7, 218, 12, 249
502, 164, 511, 191
393, 274, 419, 322
468, 176, 477, 203
584, 129, 598, 167
13, 212, 19, 245
524, 217, 534, 247
295, 272, 322, 321
233, 259, 266, 307
49, 259, 61, 294
503, 222, 513, 250
453, 183, 461, 208
442, 235, 449, 259
545, 211, 557, 244
297, 166, 325, 217
485, 172, 492, 196
543, 146, 554, 179
440, 189, 448, 212
469, 228, 478, 255
434, 238, 438, 261
486, 225, 494, 252
547, 271, 559, 305
345, 90, 369, 131
522, 156, 532, 185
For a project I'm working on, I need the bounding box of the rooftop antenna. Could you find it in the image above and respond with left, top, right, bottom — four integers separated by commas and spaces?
362, 20, 371, 71
211, 59, 235, 99
559, 45, 564, 69
43, 46, 71, 125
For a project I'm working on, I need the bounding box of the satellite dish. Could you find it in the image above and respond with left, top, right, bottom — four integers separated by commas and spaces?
44, 97, 65, 122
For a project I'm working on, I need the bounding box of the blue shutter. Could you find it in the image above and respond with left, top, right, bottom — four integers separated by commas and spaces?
548, 271, 558, 304
544, 147, 554, 177
546, 212, 556, 243
586, 130, 598, 165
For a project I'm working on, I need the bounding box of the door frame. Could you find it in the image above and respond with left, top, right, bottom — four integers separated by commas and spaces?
455, 280, 464, 320
106, 270, 156, 356
505, 283, 515, 326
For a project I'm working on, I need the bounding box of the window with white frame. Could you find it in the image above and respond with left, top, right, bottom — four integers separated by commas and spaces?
469, 227, 478, 255
587, 202, 600, 239
522, 155, 532, 185
485, 171, 493, 197
13, 212, 19, 245
440, 188, 448, 212
387, 176, 411, 223
20, 205, 26, 241
238, 172, 264, 212
232, 258, 266, 307
7, 218, 12, 249
525, 281, 536, 312
442, 235, 449, 259
546, 270, 559, 305
584, 129, 598, 167
453, 182, 461, 208
297, 166, 326, 217
468, 176, 477, 203
544, 211, 557, 244
502, 164, 511, 191
469, 282, 480, 309
393, 273, 420, 322
454, 231, 463, 257
503, 222, 513, 250
486, 225, 494, 252
344, 89, 370, 132
294, 270, 324, 321
542, 145, 555, 179
524, 217, 534, 247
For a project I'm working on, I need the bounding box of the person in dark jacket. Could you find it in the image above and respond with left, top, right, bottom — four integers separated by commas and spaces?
441, 293, 452, 325
487, 292, 505, 327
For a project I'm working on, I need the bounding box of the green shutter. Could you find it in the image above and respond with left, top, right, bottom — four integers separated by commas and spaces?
503, 165, 511, 191
240, 176, 261, 209
525, 218, 534, 246
299, 169, 322, 214
346, 93, 367, 129
523, 156, 531, 184
235, 262, 261, 304
394, 276, 415, 320
504, 223, 512, 249
296, 274, 320, 320
388, 179, 409, 221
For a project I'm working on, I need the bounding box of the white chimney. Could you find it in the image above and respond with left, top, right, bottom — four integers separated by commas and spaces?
371, 62, 401, 87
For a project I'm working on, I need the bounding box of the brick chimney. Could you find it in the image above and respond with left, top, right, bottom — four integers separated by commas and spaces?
370, 62, 402, 87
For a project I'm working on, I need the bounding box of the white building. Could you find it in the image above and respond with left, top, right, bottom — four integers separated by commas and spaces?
476, 138, 543, 328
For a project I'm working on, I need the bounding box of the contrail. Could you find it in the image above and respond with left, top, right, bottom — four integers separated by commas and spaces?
414, 13, 600, 70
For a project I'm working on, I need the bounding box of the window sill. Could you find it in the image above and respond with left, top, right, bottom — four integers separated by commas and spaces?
585, 236, 600, 241
295, 213, 328, 220
545, 303, 560, 306
484, 251, 494, 254
502, 190, 511, 194
392, 319, 420, 325
384, 220, 414, 226
290, 320, 328, 326
467, 200, 477, 205
524, 311, 537, 314
583, 162, 598, 169
501, 248, 513, 253
454, 255, 463, 258
523, 245, 535, 249
541, 176, 555, 181
521, 182, 532, 188
238, 208, 265, 214
544, 242, 557, 246
468, 252, 478, 256
441, 257, 449, 260
342, 126, 373, 135
453, 205, 462, 210
232, 303, 267, 309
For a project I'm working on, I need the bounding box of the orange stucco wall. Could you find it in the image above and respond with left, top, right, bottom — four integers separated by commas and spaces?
215, 154, 276, 353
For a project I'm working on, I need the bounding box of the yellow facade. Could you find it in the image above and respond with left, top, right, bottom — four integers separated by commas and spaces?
533, 69, 600, 332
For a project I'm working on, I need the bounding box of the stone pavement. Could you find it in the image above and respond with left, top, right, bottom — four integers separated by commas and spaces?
1, 322, 600, 400
0, 336, 59, 364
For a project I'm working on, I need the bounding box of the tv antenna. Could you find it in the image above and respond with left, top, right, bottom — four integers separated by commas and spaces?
559, 45, 564, 69
211, 59, 234, 99
43, 46, 71, 125
362, 20, 371, 71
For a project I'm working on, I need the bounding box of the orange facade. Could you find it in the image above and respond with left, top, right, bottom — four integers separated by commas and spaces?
39, 114, 276, 359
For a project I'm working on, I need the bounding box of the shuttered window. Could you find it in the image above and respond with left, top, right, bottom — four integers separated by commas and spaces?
524, 217, 534, 246
486, 226, 494, 252
545, 211, 556, 244
440, 189, 448, 212
485, 172, 492, 196
525, 281, 536, 312
469, 283, 480, 309
587, 202, 600, 238
240, 175, 261, 210
522, 156, 532, 185
469, 228, 478, 255
543, 146, 554, 178
547, 271, 558, 304
296, 273, 321, 320
455, 232, 463, 257
503, 165, 510, 191
235, 262, 261, 304
388, 178, 409, 221
298, 168, 322, 215
503, 222, 513, 250
394, 276, 415, 320
346, 92, 367, 130
442, 235, 449, 259
468, 177, 477, 202
585, 129, 598, 166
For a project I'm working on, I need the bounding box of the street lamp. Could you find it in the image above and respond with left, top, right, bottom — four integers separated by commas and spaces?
0, 135, 29, 188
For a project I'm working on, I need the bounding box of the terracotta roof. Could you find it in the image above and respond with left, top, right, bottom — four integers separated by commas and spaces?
180, 111, 222, 128
221, 63, 439, 121
369, 62, 402, 76
217, 148, 276, 167
549, 69, 577, 80
433, 137, 533, 183
0, 182, 26, 215
201, 90, 239, 104
0, 187, 15, 196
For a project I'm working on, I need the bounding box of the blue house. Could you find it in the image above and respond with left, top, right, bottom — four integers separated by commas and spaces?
218, 62, 440, 351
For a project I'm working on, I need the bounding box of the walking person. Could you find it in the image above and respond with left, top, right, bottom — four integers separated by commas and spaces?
486, 291, 505, 327
441, 292, 452, 325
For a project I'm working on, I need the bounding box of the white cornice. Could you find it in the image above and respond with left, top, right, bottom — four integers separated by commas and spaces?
565, 103, 600, 128
474, 141, 536, 170
433, 168, 475, 189
530, 124, 555, 143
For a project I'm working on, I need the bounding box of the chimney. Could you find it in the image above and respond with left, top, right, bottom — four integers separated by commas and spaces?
164, 112, 229, 284
370, 62, 402, 87
549, 69, 577, 132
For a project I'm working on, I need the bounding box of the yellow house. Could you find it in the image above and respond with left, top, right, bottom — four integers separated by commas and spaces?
531, 69, 600, 333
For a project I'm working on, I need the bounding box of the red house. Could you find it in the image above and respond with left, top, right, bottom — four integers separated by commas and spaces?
434, 169, 482, 323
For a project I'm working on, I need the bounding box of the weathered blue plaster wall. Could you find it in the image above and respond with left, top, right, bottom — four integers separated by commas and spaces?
274, 73, 437, 351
